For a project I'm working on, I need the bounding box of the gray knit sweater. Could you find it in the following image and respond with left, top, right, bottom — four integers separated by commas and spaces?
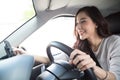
94, 35, 120, 80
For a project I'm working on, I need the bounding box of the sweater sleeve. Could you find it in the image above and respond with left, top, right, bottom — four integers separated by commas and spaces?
108, 36, 120, 80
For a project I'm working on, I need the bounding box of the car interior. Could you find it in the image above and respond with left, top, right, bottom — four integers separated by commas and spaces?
0, 0, 120, 80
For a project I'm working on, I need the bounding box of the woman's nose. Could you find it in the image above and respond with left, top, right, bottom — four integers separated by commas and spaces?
76, 23, 82, 30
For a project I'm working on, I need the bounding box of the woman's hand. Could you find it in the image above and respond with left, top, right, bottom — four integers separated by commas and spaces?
69, 49, 96, 71
12, 47, 27, 55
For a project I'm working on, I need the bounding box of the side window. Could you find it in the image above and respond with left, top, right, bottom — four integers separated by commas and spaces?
20, 17, 75, 56
0, 0, 35, 42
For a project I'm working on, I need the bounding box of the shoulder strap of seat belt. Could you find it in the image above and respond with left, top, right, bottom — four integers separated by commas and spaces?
89, 48, 102, 68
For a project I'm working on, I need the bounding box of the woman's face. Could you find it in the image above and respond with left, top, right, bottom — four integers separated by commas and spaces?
76, 12, 97, 40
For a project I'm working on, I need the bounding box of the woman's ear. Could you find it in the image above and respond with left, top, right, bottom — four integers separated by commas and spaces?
96, 26, 98, 28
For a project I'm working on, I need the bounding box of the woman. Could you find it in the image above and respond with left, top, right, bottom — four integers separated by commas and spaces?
69, 6, 120, 80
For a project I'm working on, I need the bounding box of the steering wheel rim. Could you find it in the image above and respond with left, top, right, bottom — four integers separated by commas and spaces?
46, 41, 97, 80
47, 41, 73, 63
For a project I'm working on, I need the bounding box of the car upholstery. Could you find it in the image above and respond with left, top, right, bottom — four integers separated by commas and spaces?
0, 55, 34, 80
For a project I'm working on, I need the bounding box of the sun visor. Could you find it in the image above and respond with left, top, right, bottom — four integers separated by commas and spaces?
33, 0, 50, 11
49, 0, 70, 10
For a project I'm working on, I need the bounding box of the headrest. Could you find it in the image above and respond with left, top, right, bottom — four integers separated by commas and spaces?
105, 12, 120, 34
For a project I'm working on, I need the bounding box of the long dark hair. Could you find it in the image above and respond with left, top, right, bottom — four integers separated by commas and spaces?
73, 6, 111, 53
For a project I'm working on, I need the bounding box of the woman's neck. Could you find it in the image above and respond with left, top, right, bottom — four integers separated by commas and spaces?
88, 36, 103, 52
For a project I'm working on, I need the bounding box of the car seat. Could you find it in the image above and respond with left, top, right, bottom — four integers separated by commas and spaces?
0, 55, 34, 80
105, 12, 120, 35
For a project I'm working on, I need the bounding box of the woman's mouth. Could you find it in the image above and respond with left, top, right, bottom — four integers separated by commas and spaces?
79, 30, 85, 35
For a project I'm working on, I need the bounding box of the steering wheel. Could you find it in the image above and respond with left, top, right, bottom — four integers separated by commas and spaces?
47, 41, 97, 80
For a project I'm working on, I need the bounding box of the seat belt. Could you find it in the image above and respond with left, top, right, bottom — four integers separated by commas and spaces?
89, 48, 101, 68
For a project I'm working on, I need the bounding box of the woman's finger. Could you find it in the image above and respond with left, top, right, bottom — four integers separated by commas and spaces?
70, 49, 85, 60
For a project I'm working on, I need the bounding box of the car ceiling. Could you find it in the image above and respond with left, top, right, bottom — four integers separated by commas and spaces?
34, 0, 120, 16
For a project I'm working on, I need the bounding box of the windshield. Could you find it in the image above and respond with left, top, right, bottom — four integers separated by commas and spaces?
0, 0, 35, 42
20, 17, 75, 56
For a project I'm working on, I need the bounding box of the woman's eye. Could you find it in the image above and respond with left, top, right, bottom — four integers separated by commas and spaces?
80, 20, 86, 23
